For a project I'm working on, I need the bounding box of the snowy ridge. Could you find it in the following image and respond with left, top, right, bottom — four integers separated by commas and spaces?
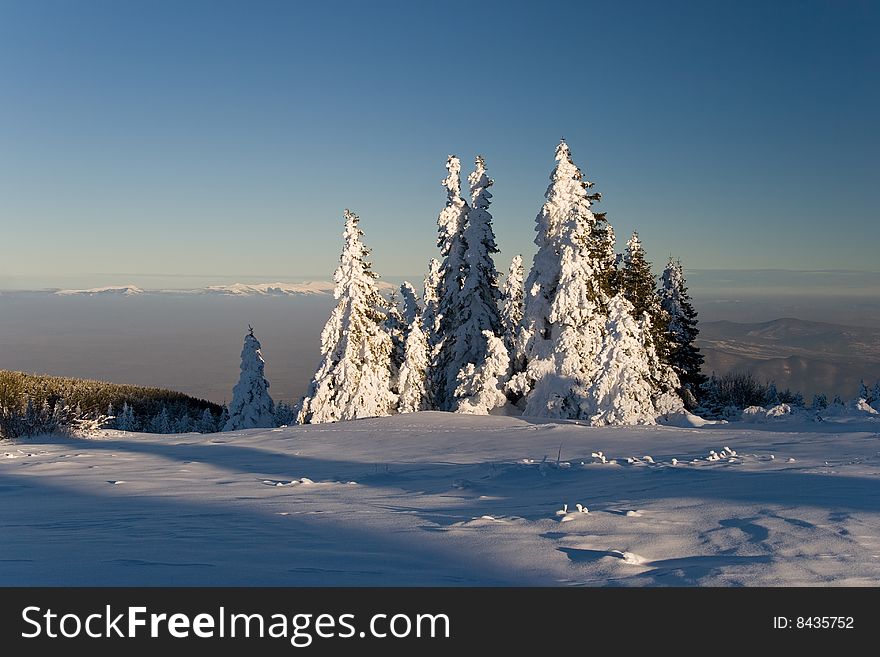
202, 281, 335, 296
52, 281, 396, 297
55, 285, 144, 296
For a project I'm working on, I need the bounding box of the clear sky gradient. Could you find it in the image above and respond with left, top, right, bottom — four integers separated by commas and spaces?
1, 0, 877, 290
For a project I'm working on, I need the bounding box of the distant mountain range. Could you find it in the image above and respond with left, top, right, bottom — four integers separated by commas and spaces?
55, 285, 146, 296
698, 317, 880, 399
51, 281, 394, 297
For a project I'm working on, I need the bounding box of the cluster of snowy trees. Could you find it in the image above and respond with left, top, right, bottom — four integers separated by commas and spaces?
220, 141, 880, 430
283, 140, 706, 426
0, 370, 223, 437
112, 402, 224, 434
0, 398, 226, 438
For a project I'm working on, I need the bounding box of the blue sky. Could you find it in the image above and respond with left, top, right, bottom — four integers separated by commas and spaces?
0, 0, 877, 290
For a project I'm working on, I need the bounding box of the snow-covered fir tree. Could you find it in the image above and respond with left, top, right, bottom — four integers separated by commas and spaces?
172, 413, 193, 434
857, 380, 869, 402
429, 156, 471, 410
384, 291, 407, 380
218, 404, 229, 430
621, 233, 663, 327
589, 295, 660, 425
22, 398, 39, 436
52, 400, 73, 432
383, 283, 418, 395
116, 402, 137, 431
501, 254, 524, 360
454, 331, 509, 414
620, 232, 680, 409
149, 407, 171, 434
396, 281, 428, 413
396, 283, 428, 413
223, 326, 276, 431
400, 281, 420, 327
512, 140, 609, 418
659, 257, 707, 404
397, 314, 430, 413
442, 155, 508, 413
296, 210, 397, 424
421, 258, 442, 353
811, 393, 828, 410
195, 407, 217, 433
274, 400, 296, 427
589, 206, 618, 298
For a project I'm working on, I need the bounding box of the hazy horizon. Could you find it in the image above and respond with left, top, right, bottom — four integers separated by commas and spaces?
2, 267, 879, 298
1, 291, 877, 407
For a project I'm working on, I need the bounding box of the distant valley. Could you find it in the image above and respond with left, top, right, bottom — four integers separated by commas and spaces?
698, 317, 880, 399
0, 289, 877, 404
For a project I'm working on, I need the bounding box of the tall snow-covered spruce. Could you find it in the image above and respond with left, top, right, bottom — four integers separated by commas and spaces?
428, 156, 471, 410
659, 257, 706, 405
400, 281, 420, 327
383, 291, 406, 389
397, 282, 429, 413
589, 296, 659, 425
445, 155, 508, 413
621, 232, 665, 337
397, 322, 430, 413
501, 254, 524, 360
512, 140, 609, 419
224, 326, 276, 430
621, 232, 682, 412
421, 258, 442, 355
296, 210, 396, 424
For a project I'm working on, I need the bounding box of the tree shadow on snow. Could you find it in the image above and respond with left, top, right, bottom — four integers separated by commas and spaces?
48, 435, 880, 517
0, 468, 513, 586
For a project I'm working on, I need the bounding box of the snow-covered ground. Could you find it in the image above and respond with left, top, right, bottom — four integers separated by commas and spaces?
2, 412, 879, 586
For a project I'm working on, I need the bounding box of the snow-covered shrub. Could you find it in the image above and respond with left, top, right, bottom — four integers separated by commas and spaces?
851, 399, 878, 415
766, 403, 793, 417
698, 372, 771, 419
740, 406, 767, 422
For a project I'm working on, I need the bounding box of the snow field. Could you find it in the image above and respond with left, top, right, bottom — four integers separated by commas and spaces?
2, 412, 879, 586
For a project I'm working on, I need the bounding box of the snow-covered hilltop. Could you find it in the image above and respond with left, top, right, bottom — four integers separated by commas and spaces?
55, 285, 144, 296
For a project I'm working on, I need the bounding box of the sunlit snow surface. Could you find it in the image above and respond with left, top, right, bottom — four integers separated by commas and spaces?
2, 412, 879, 586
